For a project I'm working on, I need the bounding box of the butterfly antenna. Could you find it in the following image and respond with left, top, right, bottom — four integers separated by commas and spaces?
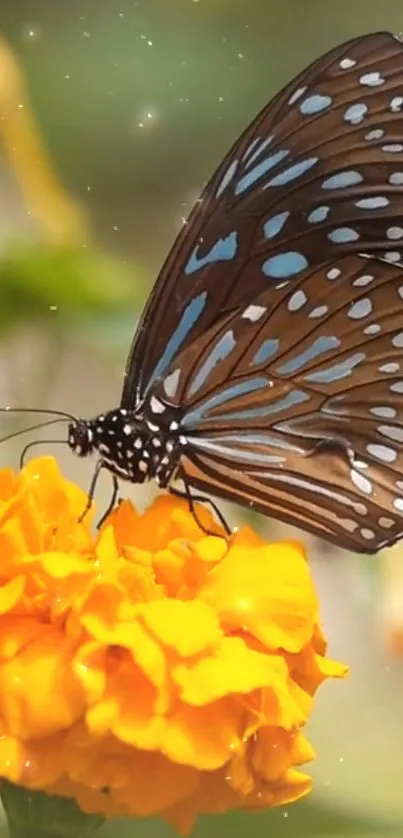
0, 416, 72, 446
20, 438, 67, 468
0, 407, 77, 421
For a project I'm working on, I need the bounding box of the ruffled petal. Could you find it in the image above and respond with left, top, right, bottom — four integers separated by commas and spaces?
0, 457, 347, 834
199, 538, 318, 652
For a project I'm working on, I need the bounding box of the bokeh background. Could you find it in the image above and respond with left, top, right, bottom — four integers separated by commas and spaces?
0, 1, 402, 836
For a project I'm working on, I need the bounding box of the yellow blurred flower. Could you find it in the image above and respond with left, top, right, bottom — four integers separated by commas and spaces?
379, 547, 403, 654
0, 457, 347, 833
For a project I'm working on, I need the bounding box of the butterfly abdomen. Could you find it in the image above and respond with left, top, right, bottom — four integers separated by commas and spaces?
68, 409, 181, 487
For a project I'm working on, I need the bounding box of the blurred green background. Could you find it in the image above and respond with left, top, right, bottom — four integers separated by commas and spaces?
0, 1, 402, 836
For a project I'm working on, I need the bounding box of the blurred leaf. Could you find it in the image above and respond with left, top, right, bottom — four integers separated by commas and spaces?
0, 798, 400, 838
0, 242, 145, 336
97, 801, 401, 838
1, 782, 104, 838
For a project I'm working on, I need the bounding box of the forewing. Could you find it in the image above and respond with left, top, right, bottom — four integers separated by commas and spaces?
153, 254, 403, 552
122, 31, 403, 408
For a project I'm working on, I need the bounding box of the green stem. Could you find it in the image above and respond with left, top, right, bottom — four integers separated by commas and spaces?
7, 820, 69, 838
1, 782, 104, 838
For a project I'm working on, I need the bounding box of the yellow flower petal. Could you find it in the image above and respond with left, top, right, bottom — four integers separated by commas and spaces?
0, 616, 51, 659
0, 456, 347, 833
79, 615, 166, 690
0, 629, 85, 737
250, 726, 303, 783
73, 641, 107, 704
193, 536, 228, 563
199, 541, 318, 652
140, 599, 222, 657
262, 767, 313, 807
172, 636, 288, 704
0, 575, 25, 613
163, 698, 244, 770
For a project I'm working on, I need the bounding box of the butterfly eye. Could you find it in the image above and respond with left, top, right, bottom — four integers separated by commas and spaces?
68, 421, 94, 457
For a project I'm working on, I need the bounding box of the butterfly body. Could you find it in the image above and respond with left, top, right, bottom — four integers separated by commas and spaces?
67, 31, 403, 552
68, 408, 182, 487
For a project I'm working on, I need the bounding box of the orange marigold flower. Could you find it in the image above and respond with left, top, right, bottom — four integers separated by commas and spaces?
0, 457, 347, 834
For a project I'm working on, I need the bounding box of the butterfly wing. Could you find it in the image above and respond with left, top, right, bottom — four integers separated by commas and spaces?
122, 31, 403, 409
150, 254, 403, 552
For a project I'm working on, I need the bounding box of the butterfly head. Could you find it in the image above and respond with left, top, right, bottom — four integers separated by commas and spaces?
67, 418, 95, 457
67, 408, 181, 486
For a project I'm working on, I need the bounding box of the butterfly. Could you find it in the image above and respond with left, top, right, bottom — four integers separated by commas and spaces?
62, 30, 403, 553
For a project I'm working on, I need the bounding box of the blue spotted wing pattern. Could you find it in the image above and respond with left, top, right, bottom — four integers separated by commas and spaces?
149, 254, 403, 552
123, 31, 403, 409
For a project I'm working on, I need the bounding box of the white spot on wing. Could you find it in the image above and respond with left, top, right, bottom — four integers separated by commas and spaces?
390, 96, 403, 112
364, 323, 381, 335
288, 85, 307, 105
163, 368, 181, 398
369, 406, 397, 419
389, 172, 403, 185
288, 290, 307, 312
340, 518, 359, 532
365, 128, 384, 140
344, 103, 368, 124
340, 57, 356, 69
378, 424, 403, 443
359, 71, 384, 86
348, 298, 372, 319
327, 267, 341, 280
379, 362, 399, 374
392, 332, 403, 348
353, 274, 374, 287
350, 469, 373, 495
215, 159, 238, 198
387, 226, 403, 240
150, 396, 165, 414
360, 528, 375, 540
367, 443, 397, 463
242, 304, 266, 322
309, 305, 328, 318
384, 251, 402, 263
379, 516, 394, 529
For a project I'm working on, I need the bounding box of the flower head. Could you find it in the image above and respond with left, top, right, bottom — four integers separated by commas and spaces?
0, 457, 347, 833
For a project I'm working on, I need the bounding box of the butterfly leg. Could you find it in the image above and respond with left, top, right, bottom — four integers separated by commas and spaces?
78, 459, 104, 523
96, 475, 119, 529
78, 461, 119, 527
170, 481, 232, 536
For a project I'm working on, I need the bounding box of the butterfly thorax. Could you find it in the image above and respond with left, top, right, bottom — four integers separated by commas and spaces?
67, 407, 181, 487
